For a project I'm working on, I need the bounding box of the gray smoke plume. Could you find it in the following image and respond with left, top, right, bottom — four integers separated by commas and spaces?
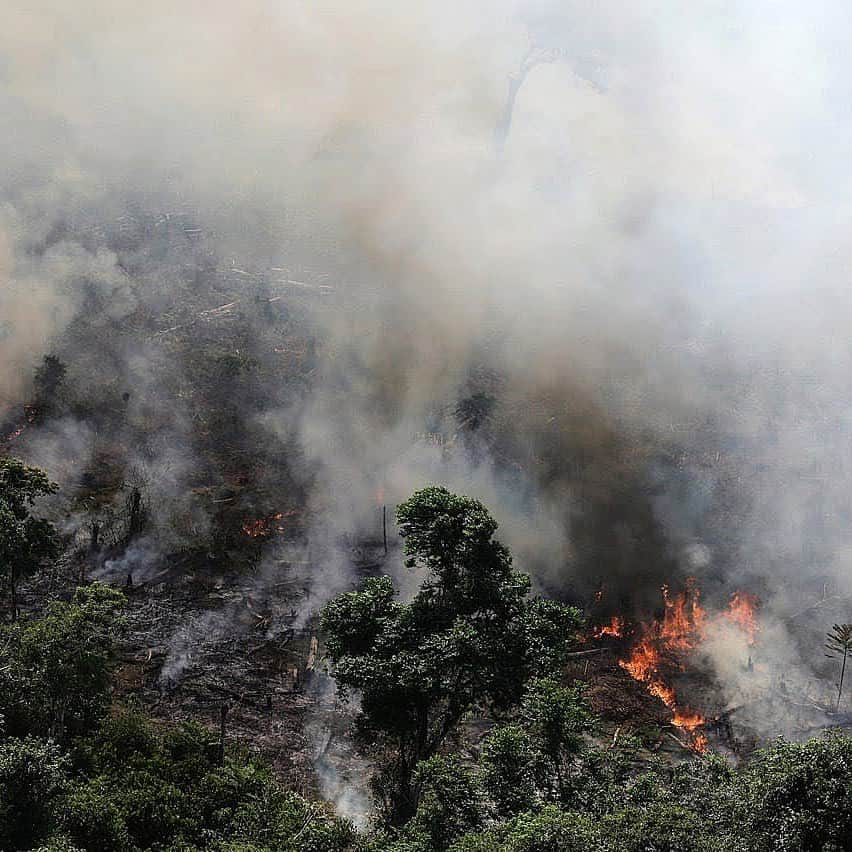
2, 1, 852, 738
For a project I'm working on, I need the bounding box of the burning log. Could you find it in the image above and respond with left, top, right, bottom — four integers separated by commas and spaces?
306, 635, 318, 673
564, 647, 608, 659
199, 301, 239, 317
595, 615, 625, 639
382, 504, 388, 555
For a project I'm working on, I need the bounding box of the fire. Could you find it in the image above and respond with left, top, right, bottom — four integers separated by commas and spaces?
619, 581, 708, 752
4, 406, 38, 443
690, 732, 709, 753
242, 509, 299, 538
725, 591, 759, 645
671, 708, 705, 732
595, 615, 625, 639
621, 636, 661, 683
614, 582, 761, 755
660, 581, 706, 651
5, 425, 26, 442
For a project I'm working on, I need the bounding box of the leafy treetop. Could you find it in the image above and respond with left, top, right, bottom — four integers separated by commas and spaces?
322, 486, 582, 824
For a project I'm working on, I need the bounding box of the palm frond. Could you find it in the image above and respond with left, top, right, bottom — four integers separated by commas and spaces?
826, 623, 852, 656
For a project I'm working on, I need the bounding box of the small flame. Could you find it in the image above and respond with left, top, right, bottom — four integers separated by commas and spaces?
689, 731, 709, 753
242, 509, 299, 538
595, 615, 625, 639
4, 406, 38, 443
671, 707, 705, 732
725, 591, 760, 645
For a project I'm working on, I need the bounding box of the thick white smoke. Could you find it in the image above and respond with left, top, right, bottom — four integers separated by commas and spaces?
2, 1, 852, 733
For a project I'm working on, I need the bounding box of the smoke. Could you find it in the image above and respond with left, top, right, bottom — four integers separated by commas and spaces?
2, 0, 852, 737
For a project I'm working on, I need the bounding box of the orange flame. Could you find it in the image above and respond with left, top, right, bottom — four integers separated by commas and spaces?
619, 581, 708, 752
689, 732, 709, 753
242, 509, 299, 538
4, 406, 37, 443
660, 581, 706, 651
595, 615, 625, 639
724, 591, 759, 645
621, 636, 661, 683
672, 708, 705, 732
616, 583, 760, 755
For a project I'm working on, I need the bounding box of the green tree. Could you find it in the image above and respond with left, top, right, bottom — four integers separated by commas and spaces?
481, 678, 622, 816
0, 583, 125, 738
401, 755, 485, 851
825, 623, 852, 711
0, 737, 67, 850
480, 725, 538, 818
519, 678, 593, 805
60, 780, 132, 852
450, 805, 602, 852
0, 456, 59, 620
733, 732, 852, 852
321, 486, 582, 825
65, 712, 354, 852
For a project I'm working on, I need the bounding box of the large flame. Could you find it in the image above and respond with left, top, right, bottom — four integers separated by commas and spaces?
619, 581, 708, 752
659, 580, 706, 651
615, 582, 760, 754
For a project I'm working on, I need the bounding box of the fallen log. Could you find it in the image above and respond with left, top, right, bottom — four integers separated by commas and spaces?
564, 647, 608, 659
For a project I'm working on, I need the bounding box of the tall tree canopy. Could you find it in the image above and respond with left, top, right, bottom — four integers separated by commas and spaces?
0, 457, 58, 620
0, 582, 126, 740
321, 486, 582, 824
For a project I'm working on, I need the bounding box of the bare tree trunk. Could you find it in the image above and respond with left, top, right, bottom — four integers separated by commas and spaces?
383, 505, 388, 555
837, 651, 847, 712
10, 566, 18, 622
218, 703, 229, 765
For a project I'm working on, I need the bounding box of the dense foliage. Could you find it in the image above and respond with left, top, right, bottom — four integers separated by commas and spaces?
0, 456, 58, 619
373, 689, 852, 852
321, 487, 583, 823
0, 584, 126, 740
0, 712, 354, 852
0, 586, 352, 851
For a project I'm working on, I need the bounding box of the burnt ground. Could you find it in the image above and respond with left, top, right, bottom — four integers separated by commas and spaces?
18, 534, 383, 807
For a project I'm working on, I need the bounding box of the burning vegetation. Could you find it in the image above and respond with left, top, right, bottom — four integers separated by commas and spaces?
589, 581, 762, 752
241, 509, 300, 539
3, 405, 38, 444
